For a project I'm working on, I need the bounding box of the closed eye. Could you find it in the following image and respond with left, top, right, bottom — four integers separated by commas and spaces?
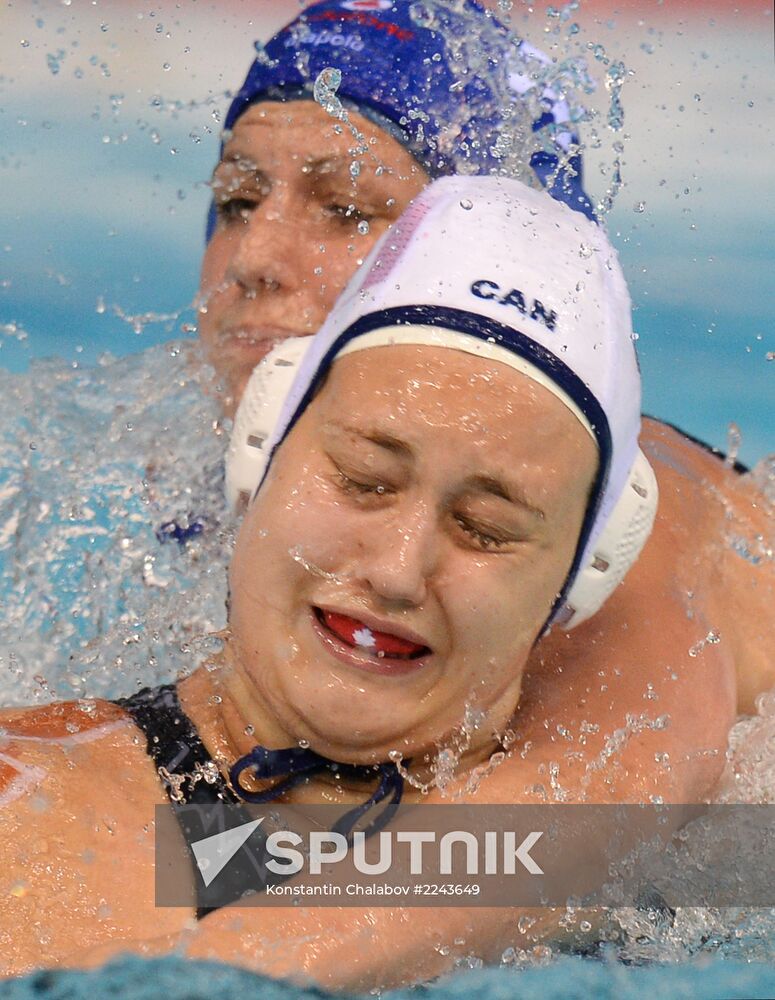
335, 471, 391, 497
454, 515, 513, 551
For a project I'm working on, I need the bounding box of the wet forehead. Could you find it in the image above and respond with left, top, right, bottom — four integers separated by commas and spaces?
222, 100, 417, 175
319, 346, 597, 482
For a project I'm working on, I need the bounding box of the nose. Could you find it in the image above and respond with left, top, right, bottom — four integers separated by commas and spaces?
226, 188, 309, 297
356, 501, 439, 607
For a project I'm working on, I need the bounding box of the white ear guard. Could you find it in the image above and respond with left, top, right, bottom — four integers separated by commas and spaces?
225, 336, 658, 629
558, 448, 658, 629
225, 336, 315, 512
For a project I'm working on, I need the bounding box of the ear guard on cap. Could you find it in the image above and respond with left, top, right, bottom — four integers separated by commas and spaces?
557, 449, 658, 629
225, 336, 315, 512
225, 337, 658, 628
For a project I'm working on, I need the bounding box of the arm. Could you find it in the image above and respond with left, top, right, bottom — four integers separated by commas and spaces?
64, 434, 742, 989
66, 583, 733, 991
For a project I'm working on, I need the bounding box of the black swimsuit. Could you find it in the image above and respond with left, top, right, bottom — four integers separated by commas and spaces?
125, 415, 737, 921
116, 683, 405, 915
116, 684, 677, 943
116, 683, 239, 806
116, 684, 248, 916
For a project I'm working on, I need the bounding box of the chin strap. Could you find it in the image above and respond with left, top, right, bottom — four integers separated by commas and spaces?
230, 744, 404, 839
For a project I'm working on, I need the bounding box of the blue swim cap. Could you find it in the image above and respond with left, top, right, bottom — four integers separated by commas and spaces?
206, 0, 594, 238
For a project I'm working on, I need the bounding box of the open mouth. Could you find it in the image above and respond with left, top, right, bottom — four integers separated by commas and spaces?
314, 608, 431, 661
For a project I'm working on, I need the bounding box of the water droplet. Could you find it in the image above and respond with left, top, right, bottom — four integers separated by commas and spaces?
410, 3, 436, 28
725, 423, 741, 467
459, 198, 473, 211
357, 219, 370, 235
633, 201, 646, 213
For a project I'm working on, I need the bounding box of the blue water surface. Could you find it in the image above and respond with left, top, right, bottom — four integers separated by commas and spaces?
2, 955, 775, 1000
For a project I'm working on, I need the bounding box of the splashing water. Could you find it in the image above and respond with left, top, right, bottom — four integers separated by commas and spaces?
688, 629, 721, 658
388, 702, 507, 799
310, 0, 609, 196
748, 455, 775, 506
725, 421, 742, 468
0, 342, 234, 705
287, 545, 342, 584
306, 0, 629, 215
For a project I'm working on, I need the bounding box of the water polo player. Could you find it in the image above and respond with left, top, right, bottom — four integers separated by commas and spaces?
197, 0, 593, 414
2, 177, 770, 990
0, 0, 595, 694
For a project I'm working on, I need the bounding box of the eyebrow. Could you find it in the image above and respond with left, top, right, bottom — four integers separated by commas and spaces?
340, 426, 545, 519
465, 475, 545, 521
213, 153, 358, 187
342, 426, 413, 458
304, 155, 351, 173
213, 151, 267, 179
304, 156, 395, 184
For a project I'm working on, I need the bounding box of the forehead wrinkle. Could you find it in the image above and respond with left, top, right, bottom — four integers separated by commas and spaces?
304, 154, 350, 173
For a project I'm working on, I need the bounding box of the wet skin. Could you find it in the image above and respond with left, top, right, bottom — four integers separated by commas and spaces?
1, 389, 772, 983
222, 347, 597, 769
198, 101, 428, 415
3, 99, 773, 990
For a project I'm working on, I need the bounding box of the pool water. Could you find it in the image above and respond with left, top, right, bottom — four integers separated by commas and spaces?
1, 289, 774, 1000
0, 342, 233, 705
0, 0, 773, 994
2, 954, 775, 1000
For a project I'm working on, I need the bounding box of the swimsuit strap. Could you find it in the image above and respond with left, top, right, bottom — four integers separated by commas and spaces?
115, 684, 238, 805
118, 684, 405, 833
231, 744, 405, 839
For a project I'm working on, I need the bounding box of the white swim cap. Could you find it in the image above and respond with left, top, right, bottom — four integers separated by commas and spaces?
227, 175, 657, 629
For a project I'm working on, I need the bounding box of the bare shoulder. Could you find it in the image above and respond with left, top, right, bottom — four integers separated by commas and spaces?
0, 697, 127, 737
640, 418, 774, 712
0, 698, 189, 974
509, 420, 771, 805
